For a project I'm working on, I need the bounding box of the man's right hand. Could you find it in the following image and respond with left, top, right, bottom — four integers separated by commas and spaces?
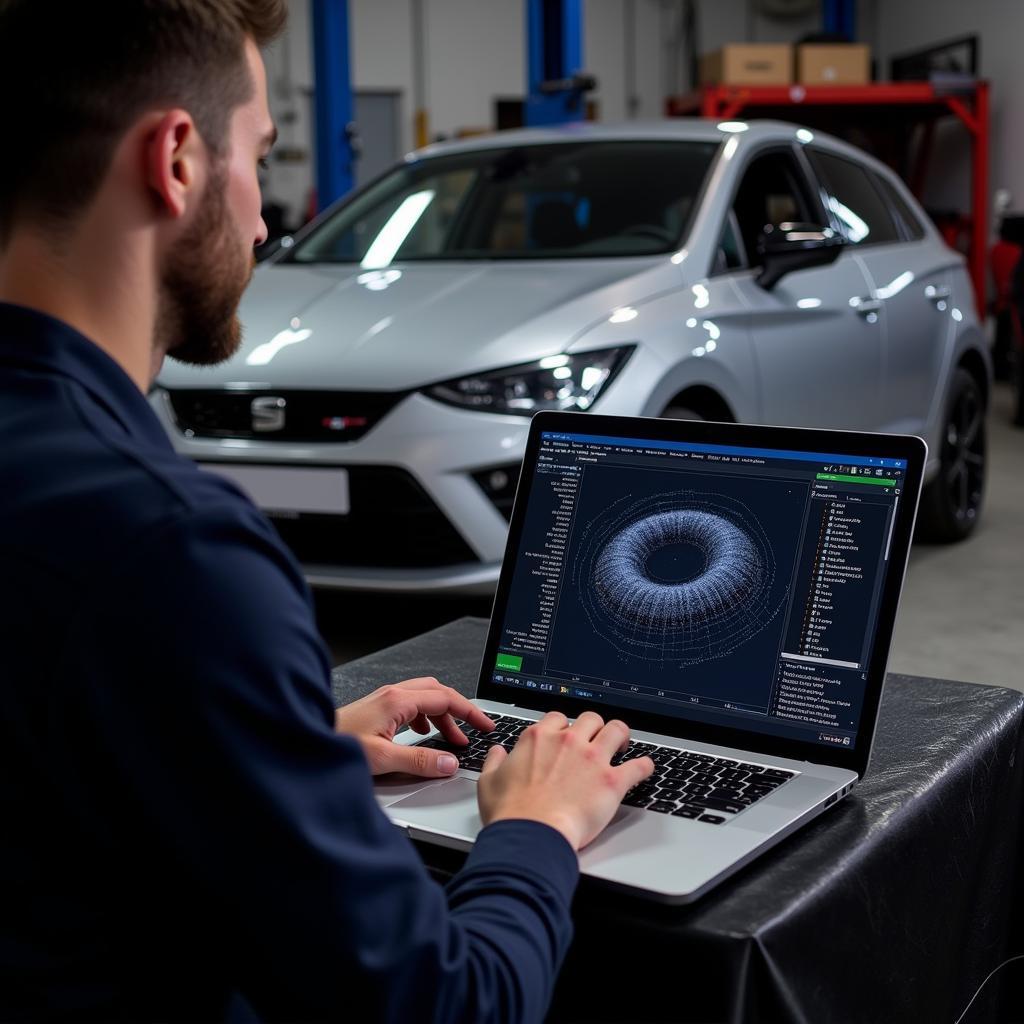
476, 711, 655, 852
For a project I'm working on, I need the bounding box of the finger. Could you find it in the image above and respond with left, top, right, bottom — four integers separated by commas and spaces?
389, 678, 494, 731
392, 688, 493, 733
569, 711, 606, 742
427, 713, 469, 746
480, 744, 508, 776
370, 737, 461, 779
534, 711, 569, 733
617, 755, 656, 792
409, 714, 432, 735
590, 719, 630, 759
391, 688, 491, 737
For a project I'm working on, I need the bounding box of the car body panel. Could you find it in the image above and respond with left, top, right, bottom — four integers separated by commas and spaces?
152, 119, 990, 592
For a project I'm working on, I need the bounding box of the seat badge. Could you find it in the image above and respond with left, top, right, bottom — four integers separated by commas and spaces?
251, 396, 287, 432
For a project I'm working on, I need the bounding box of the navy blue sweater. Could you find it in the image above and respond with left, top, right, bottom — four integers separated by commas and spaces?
0, 302, 578, 1022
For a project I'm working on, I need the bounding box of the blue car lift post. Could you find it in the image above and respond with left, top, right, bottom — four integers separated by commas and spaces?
311, 0, 356, 212
525, 0, 591, 127
822, 0, 856, 40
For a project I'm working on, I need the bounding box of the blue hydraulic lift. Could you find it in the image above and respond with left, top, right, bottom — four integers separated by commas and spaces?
822, 0, 856, 41
311, 0, 356, 211
525, 0, 592, 127
311, 0, 589, 205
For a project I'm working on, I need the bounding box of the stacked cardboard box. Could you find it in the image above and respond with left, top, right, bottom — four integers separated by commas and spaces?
700, 43, 871, 87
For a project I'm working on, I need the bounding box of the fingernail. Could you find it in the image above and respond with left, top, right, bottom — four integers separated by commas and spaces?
438, 754, 459, 775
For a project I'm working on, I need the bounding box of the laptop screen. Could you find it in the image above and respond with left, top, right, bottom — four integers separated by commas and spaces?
488, 428, 910, 753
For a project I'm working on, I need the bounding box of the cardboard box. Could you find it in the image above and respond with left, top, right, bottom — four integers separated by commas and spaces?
798, 44, 871, 85
700, 44, 793, 86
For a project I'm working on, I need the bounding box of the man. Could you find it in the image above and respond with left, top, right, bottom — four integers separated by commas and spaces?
0, 2, 654, 1020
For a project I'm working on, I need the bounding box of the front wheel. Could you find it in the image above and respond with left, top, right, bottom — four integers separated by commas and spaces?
916, 368, 986, 542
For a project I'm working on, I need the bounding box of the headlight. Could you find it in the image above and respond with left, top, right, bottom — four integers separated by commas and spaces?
425, 346, 634, 416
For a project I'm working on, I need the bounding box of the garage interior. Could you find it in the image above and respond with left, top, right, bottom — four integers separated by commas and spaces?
256, 0, 1024, 695
7, 0, 1024, 1019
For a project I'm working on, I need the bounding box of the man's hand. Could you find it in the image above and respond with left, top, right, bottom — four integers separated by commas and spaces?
477, 711, 655, 852
334, 677, 495, 778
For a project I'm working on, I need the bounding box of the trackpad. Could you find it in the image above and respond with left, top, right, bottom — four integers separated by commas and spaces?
388, 777, 484, 842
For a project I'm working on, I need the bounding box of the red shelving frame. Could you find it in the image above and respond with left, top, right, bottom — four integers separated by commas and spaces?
666, 82, 991, 314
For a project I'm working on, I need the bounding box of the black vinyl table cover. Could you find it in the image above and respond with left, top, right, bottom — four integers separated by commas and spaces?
331, 617, 1024, 1024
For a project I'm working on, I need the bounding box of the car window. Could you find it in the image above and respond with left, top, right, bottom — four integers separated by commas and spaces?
286, 141, 719, 263
873, 173, 926, 241
727, 148, 819, 271
808, 150, 900, 246
712, 209, 747, 274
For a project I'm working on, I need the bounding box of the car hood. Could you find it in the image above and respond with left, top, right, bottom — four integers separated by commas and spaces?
155, 259, 670, 391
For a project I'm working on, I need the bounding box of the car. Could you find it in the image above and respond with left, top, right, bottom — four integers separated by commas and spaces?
150, 119, 991, 594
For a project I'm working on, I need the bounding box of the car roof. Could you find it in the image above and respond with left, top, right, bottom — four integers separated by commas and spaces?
409, 118, 819, 160
404, 118, 908, 196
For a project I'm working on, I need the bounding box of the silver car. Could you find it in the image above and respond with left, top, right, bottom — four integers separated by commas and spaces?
151, 119, 990, 594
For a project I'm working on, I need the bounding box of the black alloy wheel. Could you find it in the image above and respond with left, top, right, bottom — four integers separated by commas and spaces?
917, 368, 986, 542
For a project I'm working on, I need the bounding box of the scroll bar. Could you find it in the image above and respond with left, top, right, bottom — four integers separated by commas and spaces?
883, 498, 899, 561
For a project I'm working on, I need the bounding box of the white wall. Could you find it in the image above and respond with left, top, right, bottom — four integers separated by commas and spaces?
261, 0, 872, 227
874, 0, 1024, 223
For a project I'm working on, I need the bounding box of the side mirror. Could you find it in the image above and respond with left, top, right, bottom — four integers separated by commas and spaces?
755, 222, 844, 290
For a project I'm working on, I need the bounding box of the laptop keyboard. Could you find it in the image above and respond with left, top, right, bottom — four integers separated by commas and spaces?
414, 714, 797, 825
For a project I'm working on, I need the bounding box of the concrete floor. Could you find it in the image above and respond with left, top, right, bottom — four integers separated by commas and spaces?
888, 381, 1023, 692
317, 383, 1024, 693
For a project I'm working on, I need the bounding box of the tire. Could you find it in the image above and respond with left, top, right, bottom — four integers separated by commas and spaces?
661, 405, 706, 421
916, 368, 986, 542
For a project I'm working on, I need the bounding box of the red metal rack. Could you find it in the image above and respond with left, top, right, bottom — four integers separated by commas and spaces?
667, 82, 991, 314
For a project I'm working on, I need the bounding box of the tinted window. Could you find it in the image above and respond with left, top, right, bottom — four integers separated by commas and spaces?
729, 149, 819, 270
808, 150, 900, 245
288, 141, 718, 263
873, 173, 926, 241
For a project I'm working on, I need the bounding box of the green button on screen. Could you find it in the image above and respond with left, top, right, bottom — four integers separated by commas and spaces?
496, 654, 523, 671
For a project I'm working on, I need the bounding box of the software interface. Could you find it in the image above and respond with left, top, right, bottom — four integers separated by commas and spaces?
493, 431, 909, 751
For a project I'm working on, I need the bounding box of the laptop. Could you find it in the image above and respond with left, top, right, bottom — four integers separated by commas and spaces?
375, 411, 926, 904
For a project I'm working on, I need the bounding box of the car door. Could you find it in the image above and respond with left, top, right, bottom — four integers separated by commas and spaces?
806, 148, 958, 436
719, 145, 883, 430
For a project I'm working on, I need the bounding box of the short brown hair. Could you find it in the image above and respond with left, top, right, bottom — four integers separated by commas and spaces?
0, 0, 286, 241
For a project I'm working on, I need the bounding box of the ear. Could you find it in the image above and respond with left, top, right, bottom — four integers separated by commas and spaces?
145, 110, 203, 220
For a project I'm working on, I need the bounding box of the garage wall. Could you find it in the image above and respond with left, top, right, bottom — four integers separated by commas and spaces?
261, 0, 830, 227
873, 0, 1024, 223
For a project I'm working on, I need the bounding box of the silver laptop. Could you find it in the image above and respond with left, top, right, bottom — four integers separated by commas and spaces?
376, 411, 926, 904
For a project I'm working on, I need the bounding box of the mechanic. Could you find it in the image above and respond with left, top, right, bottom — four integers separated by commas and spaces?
0, 1, 654, 1020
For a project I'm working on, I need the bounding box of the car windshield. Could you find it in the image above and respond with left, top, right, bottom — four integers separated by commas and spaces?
286, 140, 719, 264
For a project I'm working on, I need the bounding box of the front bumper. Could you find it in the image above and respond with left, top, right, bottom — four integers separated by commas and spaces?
150, 389, 529, 594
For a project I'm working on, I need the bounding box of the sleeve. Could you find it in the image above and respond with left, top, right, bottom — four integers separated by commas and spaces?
60, 505, 578, 1023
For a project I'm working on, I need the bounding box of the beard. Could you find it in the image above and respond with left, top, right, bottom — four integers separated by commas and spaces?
158, 164, 255, 367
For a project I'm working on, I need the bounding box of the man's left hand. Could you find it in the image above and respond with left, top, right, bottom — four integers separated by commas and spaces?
334, 677, 496, 777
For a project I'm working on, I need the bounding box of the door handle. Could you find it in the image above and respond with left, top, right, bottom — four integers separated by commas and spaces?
851, 297, 882, 319
925, 285, 951, 307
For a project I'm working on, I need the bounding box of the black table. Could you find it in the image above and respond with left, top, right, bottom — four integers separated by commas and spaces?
332, 617, 1024, 1024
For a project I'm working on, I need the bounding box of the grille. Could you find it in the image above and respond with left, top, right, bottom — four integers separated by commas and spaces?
267, 467, 478, 569
167, 389, 408, 442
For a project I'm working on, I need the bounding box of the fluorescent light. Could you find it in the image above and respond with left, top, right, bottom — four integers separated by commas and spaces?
246, 328, 312, 366
357, 269, 402, 291
718, 121, 749, 133
875, 271, 914, 299
361, 190, 435, 269
797, 297, 822, 309
692, 284, 710, 309
539, 354, 571, 369
828, 196, 869, 243
609, 306, 638, 323
796, 128, 814, 144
